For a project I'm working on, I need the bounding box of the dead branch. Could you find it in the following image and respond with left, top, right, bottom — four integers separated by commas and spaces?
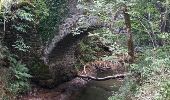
77, 73, 130, 81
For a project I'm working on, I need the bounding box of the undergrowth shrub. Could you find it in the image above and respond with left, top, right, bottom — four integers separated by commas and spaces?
108, 46, 170, 100
75, 36, 105, 69
8, 55, 31, 94
0, 45, 31, 99
132, 47, 170, 100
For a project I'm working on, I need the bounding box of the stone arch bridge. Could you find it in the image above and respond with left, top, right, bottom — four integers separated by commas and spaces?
42, 15, 113, 85
2, 0, 115, 86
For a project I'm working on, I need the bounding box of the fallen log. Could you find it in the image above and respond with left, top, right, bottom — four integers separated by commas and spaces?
77, 73, 130, 81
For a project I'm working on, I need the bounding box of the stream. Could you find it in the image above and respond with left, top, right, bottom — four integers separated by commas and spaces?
19, 73, 124, 100
76, 79, 123, 100
76, 70, 124, 100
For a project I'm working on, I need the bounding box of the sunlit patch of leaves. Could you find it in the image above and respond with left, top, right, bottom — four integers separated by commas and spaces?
12, 37, 30, 52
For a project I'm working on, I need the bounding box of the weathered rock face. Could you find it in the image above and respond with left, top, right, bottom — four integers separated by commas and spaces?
67, 0, 80, 15
42, 0, 112, 85
1, 0, 83, 86
48, 32, 88, 85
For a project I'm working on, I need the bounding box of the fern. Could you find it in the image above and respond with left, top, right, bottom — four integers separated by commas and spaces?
8, 56, 31, 94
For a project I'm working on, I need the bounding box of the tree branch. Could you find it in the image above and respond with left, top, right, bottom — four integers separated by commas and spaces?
77, 73, 130, 81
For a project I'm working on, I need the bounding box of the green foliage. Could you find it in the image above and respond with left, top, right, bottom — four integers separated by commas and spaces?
78, 0, 117, 22
12, 37, 30, 52
129, 47, 170, 100
8, 55, 31, 94
0, 47, 31, 95
11, 6, 35, 33
75, 36, 101, 69
90, 29, 128, 62
15, 9, 34, 22
131, 47, 170, 77
107, 47, 170, 100
33, 0, 49, 21
38, 0, 68, 42
108, 77, 137, 100
159, 80, 170, 100
0, 1, 33, 95
77, 0, 170, 100
0, 0, 69, 98
0, 45, 6, 59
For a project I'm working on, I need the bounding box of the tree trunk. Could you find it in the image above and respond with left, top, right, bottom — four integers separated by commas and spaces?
123, 5, 134, 63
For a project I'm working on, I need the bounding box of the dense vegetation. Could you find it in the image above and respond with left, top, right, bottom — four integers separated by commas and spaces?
1, 0, 170, 100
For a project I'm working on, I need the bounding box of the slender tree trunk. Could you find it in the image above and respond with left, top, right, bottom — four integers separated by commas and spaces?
123, 5, 134, 63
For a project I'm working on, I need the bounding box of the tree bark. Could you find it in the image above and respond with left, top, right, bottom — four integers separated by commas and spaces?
123, 5, 134, 63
